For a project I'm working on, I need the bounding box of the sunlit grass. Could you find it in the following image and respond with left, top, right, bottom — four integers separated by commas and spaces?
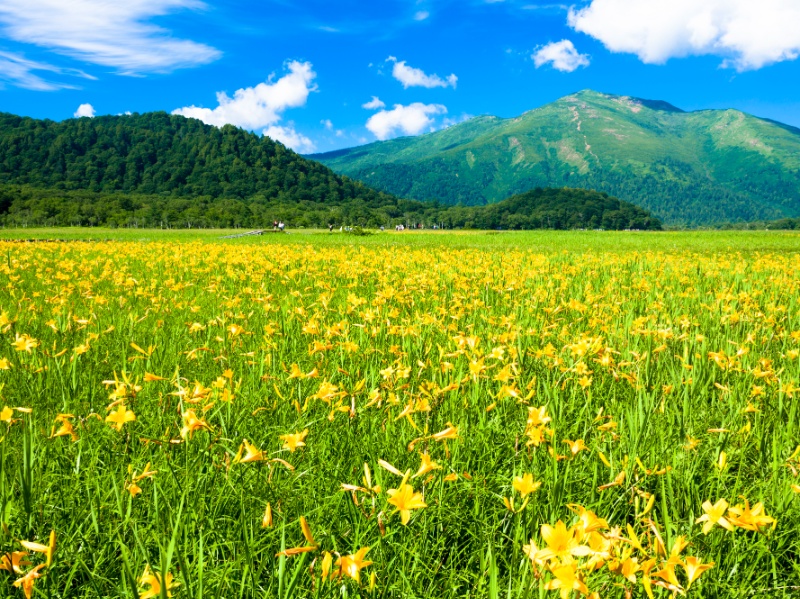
1, 227, 800, 252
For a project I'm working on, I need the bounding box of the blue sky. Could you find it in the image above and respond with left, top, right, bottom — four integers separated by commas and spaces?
1, 0, 800, 153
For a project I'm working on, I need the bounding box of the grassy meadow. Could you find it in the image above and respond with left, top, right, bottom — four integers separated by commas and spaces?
0, 229, 799, 598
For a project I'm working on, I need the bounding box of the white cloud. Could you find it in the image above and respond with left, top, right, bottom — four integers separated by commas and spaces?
74, 103, 95, 117
263, 125, 316, 153
568, 0, 800, 71
0, 50, 81, 90
0, 0, 220, 75
172, 61, 317, 130
442, 114, 474, 128
387, 57, 457, 89
414, 11, 430, 21
366, 102, 447, 140
532, 40, 590, 72
362, 96, 386, 110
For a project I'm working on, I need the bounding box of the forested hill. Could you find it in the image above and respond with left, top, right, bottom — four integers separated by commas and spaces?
0, 111, 393, 205
312, 90, 800, 226
467, 187, 661, 230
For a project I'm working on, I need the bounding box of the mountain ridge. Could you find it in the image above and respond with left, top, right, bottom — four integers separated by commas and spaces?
312, 90, 800, 225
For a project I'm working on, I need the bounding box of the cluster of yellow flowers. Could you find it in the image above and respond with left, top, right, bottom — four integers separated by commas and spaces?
524, 508, 712, 598
696, 498, 775, 534
0, 532, 55, 599
276, 517, 375, 588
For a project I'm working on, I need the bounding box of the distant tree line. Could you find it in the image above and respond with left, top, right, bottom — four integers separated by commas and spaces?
716, 217, 800, 230
0, 185, 661, 231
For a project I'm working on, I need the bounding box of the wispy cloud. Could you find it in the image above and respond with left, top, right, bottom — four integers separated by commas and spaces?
0, 49, 93, 90
522, 3, 569, 11
0, 0, 220, 75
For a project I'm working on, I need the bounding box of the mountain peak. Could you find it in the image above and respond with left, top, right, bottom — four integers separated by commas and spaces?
567, 90, 685, 113
315, 92, 800, 226
628, 96, 685, 113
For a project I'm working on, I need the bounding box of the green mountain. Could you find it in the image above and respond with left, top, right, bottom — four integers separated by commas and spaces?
0, 109, 660, 230
311, 90, 800, 226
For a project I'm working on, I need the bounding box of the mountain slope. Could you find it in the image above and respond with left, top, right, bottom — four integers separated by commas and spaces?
312, 91, 800, 225
0, 111, 394, 206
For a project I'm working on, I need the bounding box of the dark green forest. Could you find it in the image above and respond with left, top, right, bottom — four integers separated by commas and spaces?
0, 111, 396, 204
467, 188, 661, 230
0, 111, 660, 230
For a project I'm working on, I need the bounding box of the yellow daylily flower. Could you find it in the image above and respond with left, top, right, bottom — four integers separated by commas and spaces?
682, 556, 714, 589
280, 429, 308, 452
106, 405, 136, 431
0, 551, 31, 574
537, 521, 591, 562
336, 547, 373, 583
544, 563, 589, 599
139, 566, 179, 599
13, 564, 46, 599
727, 498, 776, 531
512, 473, 542, 497
412, 453, 441, 479
695, 498, 734, 534
19, 530, 56, 567
234, 439, 265, 463
387, 482, 427, 525
180, 409, 210, 439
